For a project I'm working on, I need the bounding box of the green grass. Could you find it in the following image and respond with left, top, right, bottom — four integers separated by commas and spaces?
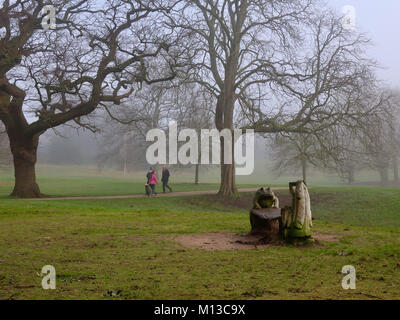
0, 165, 265, 198
0, 187, 399, 300
0, 170, 347, 199
0, 177, 225, 198
311, 187, 400, 228
1, 163, 392, 199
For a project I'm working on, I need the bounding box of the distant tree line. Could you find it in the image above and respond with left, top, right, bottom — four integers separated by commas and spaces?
269, 90, 400, 186
95, 83, 215, 183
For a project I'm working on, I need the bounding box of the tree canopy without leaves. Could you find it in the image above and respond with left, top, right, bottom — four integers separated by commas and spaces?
269, 87, 398, 185
269, 133, 317, 183
169, 0, 380, 196
0, 0, 181, 197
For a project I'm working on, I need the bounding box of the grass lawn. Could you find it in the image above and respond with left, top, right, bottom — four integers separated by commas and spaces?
0, 186, 399, 300
0, 177, 226, 198
2, 163, 389, 198
0, 165, 264, 198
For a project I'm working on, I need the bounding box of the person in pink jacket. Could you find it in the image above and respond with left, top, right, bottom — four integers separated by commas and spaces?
149, 170, 158, 196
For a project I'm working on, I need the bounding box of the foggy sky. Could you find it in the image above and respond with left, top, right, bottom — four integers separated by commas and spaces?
332, 0, 400, 89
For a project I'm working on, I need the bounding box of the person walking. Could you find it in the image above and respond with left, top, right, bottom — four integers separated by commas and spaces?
161, 166, 172, 193
148, 169, 158, 196
146, 167, 153, 184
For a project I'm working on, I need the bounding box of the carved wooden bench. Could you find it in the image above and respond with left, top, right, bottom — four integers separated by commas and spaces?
250, 208, 282, 240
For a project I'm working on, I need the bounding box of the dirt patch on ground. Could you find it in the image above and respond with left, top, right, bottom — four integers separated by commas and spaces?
173, 231, 341, 251
174, 233, 271, 250
0, 182, 13, 186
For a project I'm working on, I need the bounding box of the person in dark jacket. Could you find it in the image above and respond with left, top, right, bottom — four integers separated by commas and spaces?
146, 167, 153, 184
161, 166, 172, 193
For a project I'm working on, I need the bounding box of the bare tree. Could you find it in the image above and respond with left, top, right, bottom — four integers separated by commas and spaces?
171, 83, 215, 184
96, 81, 215, 183
303, 88, 395, 186
270, 133, 317, 183
95, 80, 177, 173
268, 83, 398, 186
169, 0, 318, 196
0, 0, 180, 197
357, 94, 400, 186
170, 0, 378, 197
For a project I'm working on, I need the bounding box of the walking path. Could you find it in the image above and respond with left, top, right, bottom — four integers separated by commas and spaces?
24, 187, 287, 201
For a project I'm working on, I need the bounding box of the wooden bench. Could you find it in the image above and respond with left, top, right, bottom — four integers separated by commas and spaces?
250, 208, 282, 239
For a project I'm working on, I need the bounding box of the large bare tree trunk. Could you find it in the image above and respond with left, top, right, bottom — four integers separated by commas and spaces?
219, 163, 238, 197
9, 133, 42, 198
1, 82, 43, 198
216, 91, 239, 198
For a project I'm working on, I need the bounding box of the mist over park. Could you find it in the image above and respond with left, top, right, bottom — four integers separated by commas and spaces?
0, 0, 399, 303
